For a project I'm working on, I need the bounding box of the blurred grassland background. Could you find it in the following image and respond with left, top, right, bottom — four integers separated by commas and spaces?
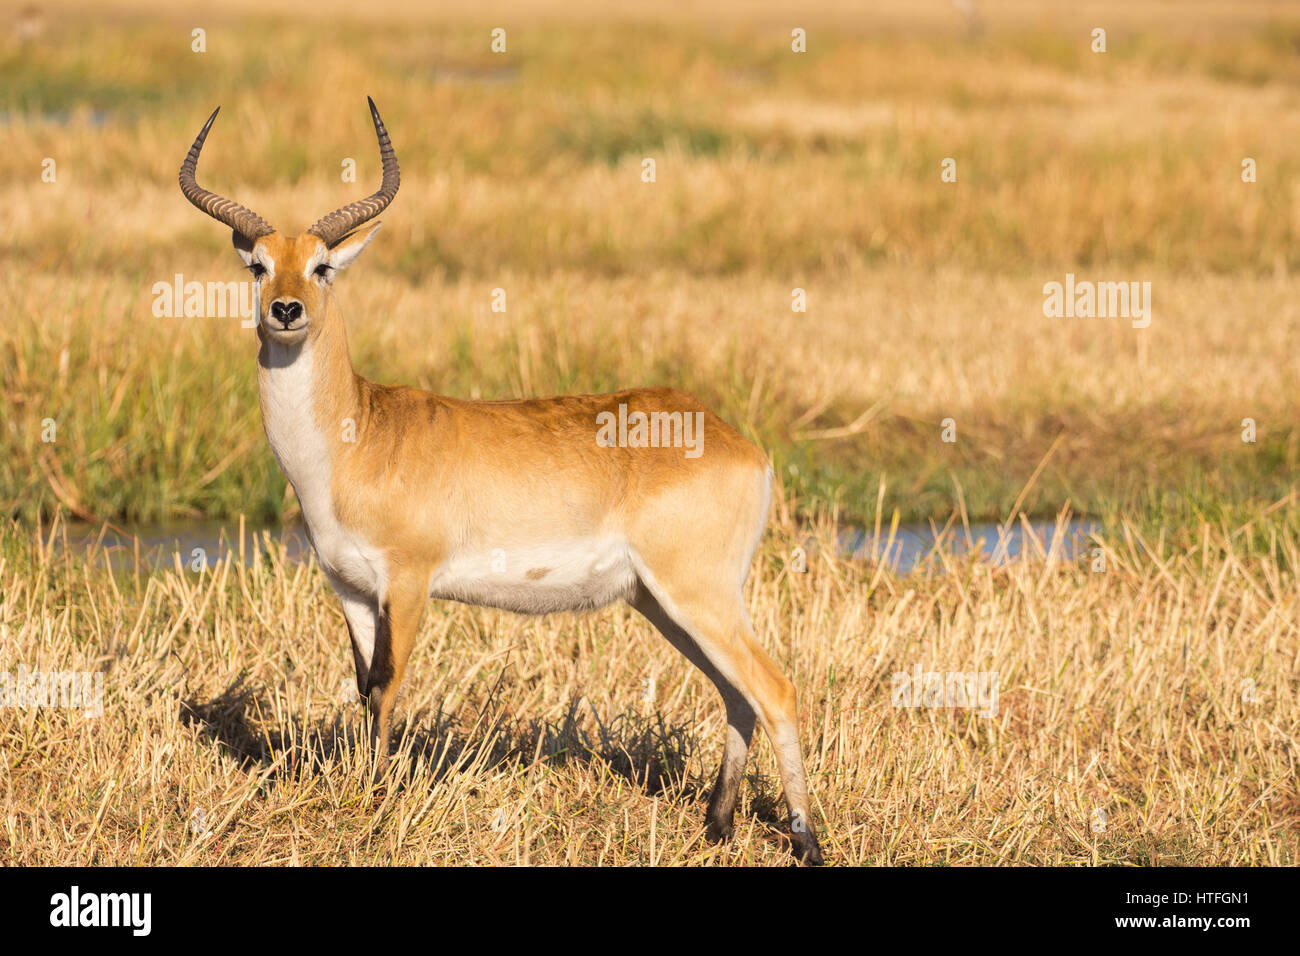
2, 0, 1299, 532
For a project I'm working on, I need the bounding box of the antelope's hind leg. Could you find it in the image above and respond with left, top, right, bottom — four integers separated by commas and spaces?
630, 579, 824, 865
631, 584, 755, 843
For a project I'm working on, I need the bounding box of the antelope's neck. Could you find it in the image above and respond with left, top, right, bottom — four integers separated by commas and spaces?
256, 308, 361, 537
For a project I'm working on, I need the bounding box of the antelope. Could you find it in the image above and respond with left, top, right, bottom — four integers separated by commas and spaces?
178, 99, 824, 865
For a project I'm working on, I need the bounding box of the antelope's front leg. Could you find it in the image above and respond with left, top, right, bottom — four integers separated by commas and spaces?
354, 577, 426, 779
337, 588, 378, 702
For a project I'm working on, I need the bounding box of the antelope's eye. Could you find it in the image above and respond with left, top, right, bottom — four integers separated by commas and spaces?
248, 263, 267, 279
314, 263, 331, 278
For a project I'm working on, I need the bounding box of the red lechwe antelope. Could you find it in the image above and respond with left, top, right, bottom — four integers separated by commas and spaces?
178, 99, 824, 865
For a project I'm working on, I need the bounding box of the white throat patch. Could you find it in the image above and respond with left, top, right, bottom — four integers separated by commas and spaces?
260, 339, 386, 599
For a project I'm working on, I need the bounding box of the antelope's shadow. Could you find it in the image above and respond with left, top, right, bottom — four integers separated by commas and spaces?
179, 673, 786, 827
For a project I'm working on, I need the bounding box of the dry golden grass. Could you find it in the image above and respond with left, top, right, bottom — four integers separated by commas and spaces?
1, 508, 1296, 865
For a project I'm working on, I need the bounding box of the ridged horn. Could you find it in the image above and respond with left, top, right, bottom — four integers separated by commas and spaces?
306, 96, 400, 247
178, 107, 276, 241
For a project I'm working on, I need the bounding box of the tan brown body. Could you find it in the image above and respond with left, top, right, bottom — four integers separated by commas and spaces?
182, 103, 824, 864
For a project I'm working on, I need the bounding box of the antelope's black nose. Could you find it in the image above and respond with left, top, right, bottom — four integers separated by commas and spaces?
270, 299, 304, 327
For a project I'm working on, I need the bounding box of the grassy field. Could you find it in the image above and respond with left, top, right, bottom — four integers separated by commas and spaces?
3, 511, 1297, 865
1, 0, 1299, 865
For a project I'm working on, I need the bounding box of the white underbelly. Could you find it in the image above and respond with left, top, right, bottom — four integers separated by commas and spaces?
428, 536, 638, 614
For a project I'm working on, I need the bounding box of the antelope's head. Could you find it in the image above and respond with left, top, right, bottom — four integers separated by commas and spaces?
178, 97, 399, 347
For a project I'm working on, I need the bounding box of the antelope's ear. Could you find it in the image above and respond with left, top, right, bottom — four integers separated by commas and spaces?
327, 222, 382, 272
232, 230, 256, 267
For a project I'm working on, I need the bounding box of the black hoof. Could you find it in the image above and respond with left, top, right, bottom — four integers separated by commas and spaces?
794, 838, 824, 866
790, 815, 824, 865
705, 817, 734, 843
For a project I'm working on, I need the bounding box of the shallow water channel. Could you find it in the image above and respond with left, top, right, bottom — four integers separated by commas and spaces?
58, 518, 1099, 574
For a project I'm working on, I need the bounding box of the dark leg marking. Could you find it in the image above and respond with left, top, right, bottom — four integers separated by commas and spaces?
630, 583, 755, 843
346, 618, 370, 695
704, 703, 755, 841
364, 601, 394, 699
